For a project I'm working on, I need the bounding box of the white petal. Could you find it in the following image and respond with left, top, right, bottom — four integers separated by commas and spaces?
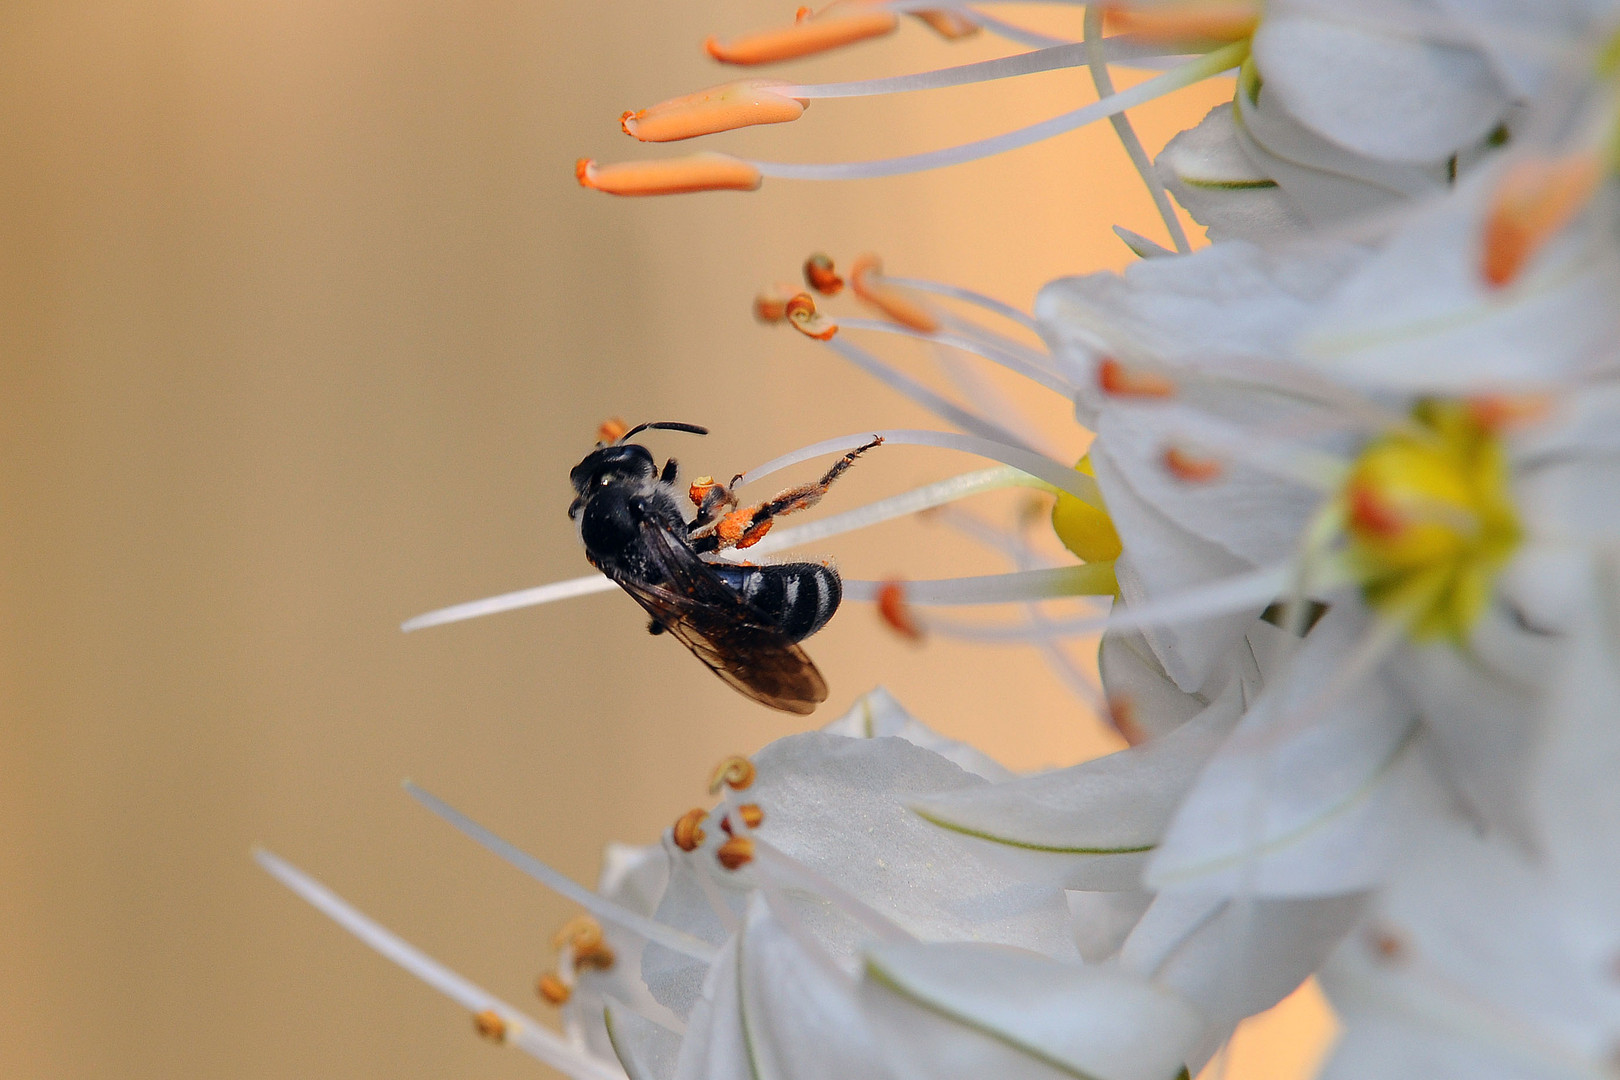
604, 999, 683, 1080
909, 680, 1245, 890
820, 686, 1016, 781
1098, 629, 1212, 742
861, 942, 1205, 1080
1147, 607, 1438, 895
1120, 890, 1365, 1030
1156, 102, 1311, 242
1253, 9, 1510, 163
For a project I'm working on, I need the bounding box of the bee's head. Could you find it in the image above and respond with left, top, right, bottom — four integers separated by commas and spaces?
569, 443, 657, 501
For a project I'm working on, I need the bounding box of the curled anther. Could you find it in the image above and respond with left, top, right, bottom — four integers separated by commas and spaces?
850, 255, 940, 333
753, 282, 798, 323
720, 803, 766, 835
576, 153, 762, 196
621, 81, 808, 143
1163, 446, 1223, 482
536, 973, 572, 1005
709, 755, 756, 794
716, 835, 756, 870
552, 915, 605, 953
804, 253, 844, 295
474, 1009, 510, 1042
1097, 357, 1176, 398
705, 7, 898, 65
785, 292, 839, 340
877, 579, 925, 642
672, 807, 708, 851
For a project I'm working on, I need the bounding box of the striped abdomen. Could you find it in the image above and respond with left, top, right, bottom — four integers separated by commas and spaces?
709, 561, 842, 642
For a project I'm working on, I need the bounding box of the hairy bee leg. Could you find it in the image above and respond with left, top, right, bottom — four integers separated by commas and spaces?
661, 458, 679, 485
704, 436, 882, 551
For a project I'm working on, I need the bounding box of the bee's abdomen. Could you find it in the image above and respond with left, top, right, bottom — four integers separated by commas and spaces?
711, 561, 842, 642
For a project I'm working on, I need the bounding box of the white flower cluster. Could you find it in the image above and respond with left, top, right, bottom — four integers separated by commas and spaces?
262, 2, 1620, 1078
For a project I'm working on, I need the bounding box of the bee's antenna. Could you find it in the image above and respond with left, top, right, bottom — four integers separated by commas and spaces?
618, 421, 710, 443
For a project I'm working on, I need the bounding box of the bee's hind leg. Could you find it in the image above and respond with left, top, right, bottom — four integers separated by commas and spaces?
706, 435, 882, 552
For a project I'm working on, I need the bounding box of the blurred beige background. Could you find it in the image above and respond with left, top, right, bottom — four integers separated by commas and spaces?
0, 3, 1327, 1077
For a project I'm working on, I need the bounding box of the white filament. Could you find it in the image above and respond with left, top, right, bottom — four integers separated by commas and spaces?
404, 782, 719, 963
254, 848, 628, 1080
402, 575, 616, 632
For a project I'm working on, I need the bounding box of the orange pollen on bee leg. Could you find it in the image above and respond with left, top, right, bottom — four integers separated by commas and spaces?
877, 579, 925, 642
734, 518, 773, 549
1468, 393, 1553, 433
596, 417, 630, 443
1098, 357, 1176, 398
576, 153, 762, 196
850, 255, 941, 334
716, 508, 761, 544
911, 9, 981, 39
536, 973, 572, 1006
1163, 446, 1223, 482
716, 835, 756, 870
1101, 1, 1260, 44
804, 253, 844, 295
709, 755, 756, 794
620, 81, 808, 143
672, 807, 708, 851
474, 1010, 510, 1041
1482, 152, 1602, 288
720, 803, 766, 834
705, 9, 898, 65
785, 292, 839, 340
689, 475, 718, 506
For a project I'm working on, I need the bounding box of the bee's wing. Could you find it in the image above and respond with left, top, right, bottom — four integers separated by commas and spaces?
611, 522, 829, 715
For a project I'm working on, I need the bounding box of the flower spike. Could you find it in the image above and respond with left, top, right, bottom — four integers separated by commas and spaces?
575, 153, 761, 196
705, 6, 899, 66
620, 81, 808, 143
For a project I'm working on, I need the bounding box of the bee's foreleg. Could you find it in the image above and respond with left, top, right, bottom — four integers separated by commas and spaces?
661, 458, 680, 485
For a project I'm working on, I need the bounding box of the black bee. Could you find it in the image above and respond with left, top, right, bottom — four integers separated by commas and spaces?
568, 421, 880, 715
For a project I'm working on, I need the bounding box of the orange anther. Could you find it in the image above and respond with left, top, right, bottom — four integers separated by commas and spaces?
804, 253, 844, 295
1346, 482, 1406, 540
621, 81, 808, 143
597, 417, 629, 443
576, 153, 762, 196
716, 835, 756, 870
1097, 357, 1176, 398
850, 255, 940, 334
721, 803, 766, 835
1482, 153, 1602, 288
1163, 446, 1223, 482
537, 973, 572, 1005
1102, 1, 1260, 44
574, 942, 617, 972
705, 8, 898, 65
753, 282, 799, 323
474, 1009, 509, 1041
552, 915, 605, 953
876, 579, 924, 642
709, 755, 756, 794
1467, 393, 1552, 433
1365, 924, 1408, 964
672, 807, 708, 851
785, 292, 839, 340
911, 9, 981, 38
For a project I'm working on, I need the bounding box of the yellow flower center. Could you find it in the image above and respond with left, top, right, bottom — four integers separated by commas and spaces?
1051, 455, 1123, 569
1340, 401, 1520, 641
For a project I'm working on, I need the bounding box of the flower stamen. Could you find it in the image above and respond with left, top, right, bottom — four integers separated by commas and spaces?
672, 807, 708, 851
709, 755, 756, 794
705, 7, 899, 65
1481, 152, 1603, 288
877, 579, 926, 641
620, 81, 808, 142
575, 153, 762, 196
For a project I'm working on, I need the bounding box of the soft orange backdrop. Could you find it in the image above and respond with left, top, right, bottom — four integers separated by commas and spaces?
0, 3, 1332, 1077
